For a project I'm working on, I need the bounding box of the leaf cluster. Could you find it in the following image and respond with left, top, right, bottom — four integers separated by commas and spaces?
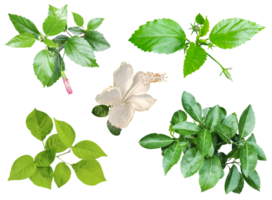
8, 109, 107, 189
139, 91, 266, 193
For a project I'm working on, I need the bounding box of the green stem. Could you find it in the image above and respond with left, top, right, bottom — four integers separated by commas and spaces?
57, 157, 71, 165
42, 141, 45, 149
57, 148, 71, 157
60, 51, 66, 72
206, 51, 235, 83
66, 30, 72, 37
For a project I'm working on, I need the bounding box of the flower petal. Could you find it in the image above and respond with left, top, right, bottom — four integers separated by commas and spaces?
113, 62, 134, 97
126, 94, 156, 111
108, 103, 135, 129
124, 72, 150, 100
95, 87, 122, 105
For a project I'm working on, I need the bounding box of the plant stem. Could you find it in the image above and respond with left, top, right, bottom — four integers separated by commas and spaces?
57, 157, 72, 165
60, 51, 66, 72
42, 141, 45, 149
66, 30, 72, 37
57, 148, 71, 157
206, 51, 235, 83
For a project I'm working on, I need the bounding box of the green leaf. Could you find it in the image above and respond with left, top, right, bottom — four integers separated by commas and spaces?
8, 155, 36, 181
247, 141, 266, 161
129, 18, 186, 54
202, 107, 211, 125
72, 160, 106, 186
65, 36, 98, 67
72, 12, 84, 27
163, 141, 186, 175
139, 133, 174, 149
239, 105, 255, 138
183, 42, 207, 77
87, 18, 104, 30
214, 124, 232, 144
171, 110, 187, 125
205, 105, 222, 133
54, 119, 76, 148
199, 16, 209, 37
45, 134, 68, 153
72, 140, 107, 160
68, 27, 84, 35
6, 33, 36, 48
43, 5, 68, 36
47, 52, 65, 87
197, 129, 212, 156
247, 133, 257, 143
240, 143, 257, 177
243, 170, 260, 191
84, 30, 110, 52
8, 14, 40, 38
48, 5, 58, 16
209, 18, 264, 49
33, 49, 55, 86
181, 91, 202, 122
223, 113, 238, 137
173, 121, 201, 135
43, 38, 56, 47
26, 108, 53, 141
107, 120, 122, 136
54, 162, 71, 188
199, 156, 222, 192
92, 105, 109, 117
233, 172, 244, 194
35, 150, 56, 167
180, 147, 204, 178
225, 165, 240, 194
52, 35, 69, 43
29, 166, 53, 189
207, 133, 217, 158
220, 107, 227, 121
195, 13, 204, 24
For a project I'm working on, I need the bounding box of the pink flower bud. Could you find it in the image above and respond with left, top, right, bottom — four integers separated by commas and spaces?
61, 77, 75, 96
61, 71, 72, 95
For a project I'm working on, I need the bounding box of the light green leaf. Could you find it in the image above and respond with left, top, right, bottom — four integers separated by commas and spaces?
199, 16, 209, 37
129, 18, 186, 54
240, 143, 257, 177
34, 150, 56, 167
180, 147, 204, 178
173, 121, 201, 135
199, 156, 222, 192
48, 5, 58, 16
8, 155, 37, 181
210, 18, 264, 49
45, 134, 68, 153
139, 133, 174, 149
242, 170, 260, 191
65, 36, 98, 67
68, 27, 84, 35
54, 162, 71, 188
183, 42, 207, 77
72, 12, 84, 27
8, 14, 39, 38
205, 105, 221, 133
54, 119, 76, 148
214, 124, 232, 144
43, 5, 68, 36
170, 110, 187, 125
163, 141, 186, 175
233, 172, 244, 194
26, 108, 53, 141
72, 140, 107, 160
225, 165, 240, 194
223, 113, 238, 137
29, 166, 53, 189
182, 91, 202, 122
47, 52, 65, 87
107, 120, 122, 136
87, 18, 104, 30
43, 38, 56, 47
239, 105, 255, 138
6, 33, 36, 48
195, 13, 204, 24
197, 129, 212, 156
220, 107, 227, 121
247, 133, 257, 143
247, 141, 266, 161
72, 160, 106, 186
92, 105, 109, 117
84, 30, 110, 52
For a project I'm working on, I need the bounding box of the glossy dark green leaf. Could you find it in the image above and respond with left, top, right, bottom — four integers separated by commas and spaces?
181, 91, 202, 122
139, 133, 174, 149
214, 124, 232, 144
171, 110, 187, 126
240, 143, 257, 177
239, 105, 255, 138
54, 162, 71, 188
233, 172, 244, 194
199, 16, 209, 37
202, 107, 210, 125
35, 150, 56, 167
87, 18, 104, 30
225, 165, 240, 194
207, 133, 217, 158
206, 105, 221, 133
173, 121, 200, 135
84, 30, 110, 51
107, 120, 122, 136
47, 52, 65, 87
195, 13, 204, 24
45, 134, 68, 153
52, 35, 69, 43
54, 119, 76, 148
92, 105, 109, 117
129, 18, 186, 54
180, 147, 204, 178
247, 141, 266, 161
29, 166, 53, 189
243, 170, 260, 191
43, 38, 56, 47
8, 14, 39, 38
163, 141, 186, 175
6, 33, 36, 48
199, 156, 222, 192
72, 12, 84, 27
227, 148, 240, 160
223, 113, 238, 137
197, 129, 212, 156
220, 107, 227, 121
68, 27, 84, 35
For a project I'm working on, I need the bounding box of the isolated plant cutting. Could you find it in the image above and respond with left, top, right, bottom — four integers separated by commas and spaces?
6, 5, 110, 94
129, 14, 264, 81
139, 91, 266, 193
8, 109, 107, 189
92, 62, 167, 136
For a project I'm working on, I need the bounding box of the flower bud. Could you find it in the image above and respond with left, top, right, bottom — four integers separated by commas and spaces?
220, 68, 233, 81
61, 71, 73, 95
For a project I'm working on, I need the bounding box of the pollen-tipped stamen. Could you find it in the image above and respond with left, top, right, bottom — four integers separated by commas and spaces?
140, 72, 168, 86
